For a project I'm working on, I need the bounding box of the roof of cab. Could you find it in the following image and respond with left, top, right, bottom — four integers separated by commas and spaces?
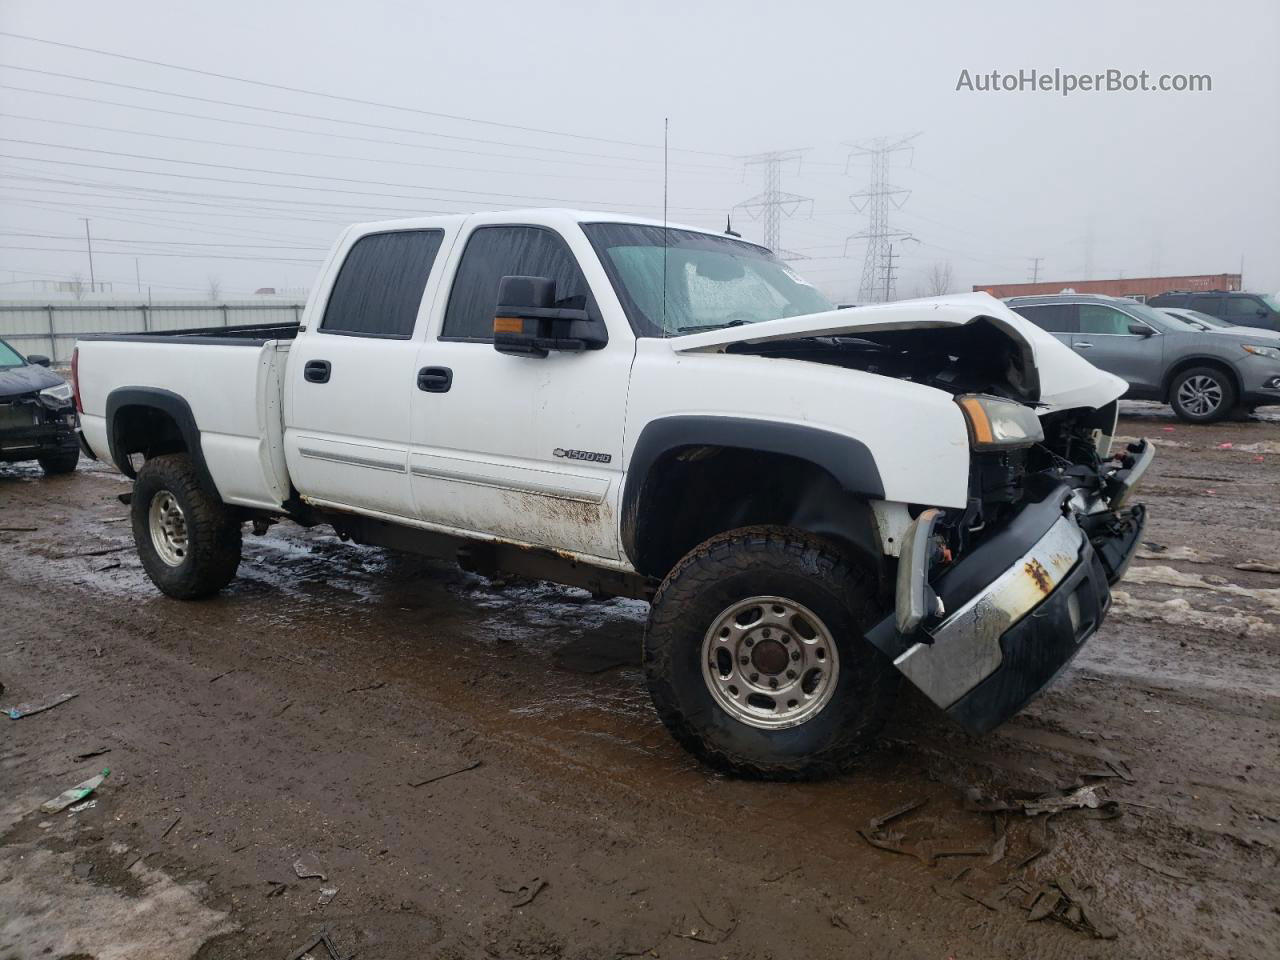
343, 208, 727, 240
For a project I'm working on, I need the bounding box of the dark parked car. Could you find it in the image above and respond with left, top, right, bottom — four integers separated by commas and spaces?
1148, 291, 1280, 333
0, 337, 80, 474
1006, 294, 1280, 422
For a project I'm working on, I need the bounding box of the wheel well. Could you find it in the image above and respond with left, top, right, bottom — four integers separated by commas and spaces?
627, 446, 883, 583
1163, 357, 1240, 401
110, 404, 188, 474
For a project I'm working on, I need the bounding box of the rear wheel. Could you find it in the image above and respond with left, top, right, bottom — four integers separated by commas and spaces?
37, 447, 79, 475
644, 527, 899, 780
1170, 366, 1235, 423
131, 453, 242, 599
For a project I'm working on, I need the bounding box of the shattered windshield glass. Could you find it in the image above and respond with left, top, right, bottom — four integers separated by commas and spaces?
581, 222, 833, 337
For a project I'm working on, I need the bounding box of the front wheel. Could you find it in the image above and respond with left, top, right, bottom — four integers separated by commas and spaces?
644, 527, 899, 780
1170, 367, 1235, 423
37, 447, 79, 475
131, 453, 242, 600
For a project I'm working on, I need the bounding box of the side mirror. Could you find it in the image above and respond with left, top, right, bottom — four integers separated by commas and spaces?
27, 354, 51, 367
1127, 324, 1153, 338
493, 276, 606, 358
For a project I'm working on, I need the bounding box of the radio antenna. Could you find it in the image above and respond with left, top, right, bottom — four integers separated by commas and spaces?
662, 116, 669, 336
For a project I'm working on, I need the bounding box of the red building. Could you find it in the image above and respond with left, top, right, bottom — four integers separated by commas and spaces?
974, 273, 1242, 301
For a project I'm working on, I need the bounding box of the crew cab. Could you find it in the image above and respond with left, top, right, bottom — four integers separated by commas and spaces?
74, 210, 1151, 779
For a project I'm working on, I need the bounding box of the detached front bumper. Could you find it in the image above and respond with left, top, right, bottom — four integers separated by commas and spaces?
866, 461, 1148, 734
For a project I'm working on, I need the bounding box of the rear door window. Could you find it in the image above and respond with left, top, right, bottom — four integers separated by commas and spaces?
442, 226, 594, 341
320, 229, 444, 338
1191, 295, 1224, 316
1079, 304, 1136, 335
1013, 303, 1078, 333
1224, 296, 1266, 319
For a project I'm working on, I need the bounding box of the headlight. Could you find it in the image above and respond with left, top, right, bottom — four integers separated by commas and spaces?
956, 394, 1044, 449
1242, 343, 1280, 361
39, 382, 74, 406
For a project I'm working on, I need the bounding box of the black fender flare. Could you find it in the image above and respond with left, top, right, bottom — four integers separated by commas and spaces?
620, 415, 885, 568
105, 387, 221, 498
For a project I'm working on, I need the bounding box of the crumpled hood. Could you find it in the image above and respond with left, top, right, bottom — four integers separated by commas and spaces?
0, 363, 65, 400
669, 292, 1127, 413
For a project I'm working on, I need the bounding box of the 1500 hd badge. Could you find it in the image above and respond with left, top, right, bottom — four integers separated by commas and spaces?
553, 448, 612, 464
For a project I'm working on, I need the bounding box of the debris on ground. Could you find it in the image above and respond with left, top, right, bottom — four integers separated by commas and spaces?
1024, 877, 1118, 939
675, 900, 737, 945
343, 679, 386, 694
969, 783, 1122, 819
0, 524, 38, 532
1122, 852, 1190, 881
161, 816, 182, 839
408, 758, 481, 788
499, 876, 547, 908
71, 746, 111, 761
286, 931, 348, 960
40, 767, 110, 814
6, 691, 77, 719
293, 853, 328, 881
69, 799, 97, 813
857, 798, 991, 867
317, 886, 340, 907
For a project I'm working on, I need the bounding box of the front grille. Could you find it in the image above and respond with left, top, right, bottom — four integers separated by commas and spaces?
0, 402, 38, 430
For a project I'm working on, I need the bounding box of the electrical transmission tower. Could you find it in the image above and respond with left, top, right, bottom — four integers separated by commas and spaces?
845, 134, 919, 302
1027, 256, 1044, 283
735, 150, 812, 257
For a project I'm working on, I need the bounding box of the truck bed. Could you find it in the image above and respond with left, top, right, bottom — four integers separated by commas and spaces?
76, 323, 296, 512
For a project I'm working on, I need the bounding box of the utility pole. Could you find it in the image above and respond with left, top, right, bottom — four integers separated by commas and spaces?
80, 218, 96, 291
1027, 256, 1044, 283
880, 236, 919, 302
845, 134, 920, 302
135, 257, 141, 293
734, 149, 812, 257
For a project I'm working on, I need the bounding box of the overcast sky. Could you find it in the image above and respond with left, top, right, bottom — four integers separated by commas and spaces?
1, 0, 1276, 302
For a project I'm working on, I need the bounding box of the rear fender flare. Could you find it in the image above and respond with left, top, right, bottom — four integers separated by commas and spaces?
105, 387, 220, 498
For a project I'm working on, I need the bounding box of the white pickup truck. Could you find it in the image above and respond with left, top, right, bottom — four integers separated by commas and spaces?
74, 209, 1152, 779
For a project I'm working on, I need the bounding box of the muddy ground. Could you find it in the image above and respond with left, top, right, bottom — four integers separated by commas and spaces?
1, 403, 1277, 960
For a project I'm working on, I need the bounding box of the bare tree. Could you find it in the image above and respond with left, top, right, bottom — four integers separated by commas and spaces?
207, 275, 223, 300
923, 261, 955, 297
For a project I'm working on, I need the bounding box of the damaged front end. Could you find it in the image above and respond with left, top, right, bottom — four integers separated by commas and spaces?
867, 397, 1151, 734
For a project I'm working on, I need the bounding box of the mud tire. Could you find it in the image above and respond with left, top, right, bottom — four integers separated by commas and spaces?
37, 448, 79, 475
644, 526, 899, 780
131, 453, 241, 600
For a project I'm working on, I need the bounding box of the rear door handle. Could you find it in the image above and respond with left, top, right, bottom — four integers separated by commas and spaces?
417, 366, 453, 393
1074, 342, 1093, 349
304, 359, 331, 383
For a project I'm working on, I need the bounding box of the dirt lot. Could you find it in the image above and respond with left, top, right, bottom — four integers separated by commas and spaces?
1, 404, 1277, 960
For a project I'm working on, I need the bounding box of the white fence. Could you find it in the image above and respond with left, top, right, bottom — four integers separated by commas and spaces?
0, 299, 306, 364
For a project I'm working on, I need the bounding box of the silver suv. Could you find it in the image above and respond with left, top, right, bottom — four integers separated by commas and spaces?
1006, 294, 1280, 422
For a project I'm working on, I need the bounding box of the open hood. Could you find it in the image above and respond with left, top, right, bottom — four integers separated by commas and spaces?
669, 292, 1127, 413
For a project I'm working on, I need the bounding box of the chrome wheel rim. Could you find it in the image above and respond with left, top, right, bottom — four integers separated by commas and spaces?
1177, 375, 1223, 417
148, 491, 188, 567
701, 596, 840, 730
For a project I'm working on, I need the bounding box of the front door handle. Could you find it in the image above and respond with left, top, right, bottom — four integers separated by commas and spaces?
417, 366, 453, 393
304, 359, 331, 383
1074, 342, 1093, 349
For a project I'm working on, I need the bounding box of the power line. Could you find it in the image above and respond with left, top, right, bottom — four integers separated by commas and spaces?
0, 64, 734, 170
0, 242, 321, 263
0, 81, 727, 175
0, 111, 696, 186
0, 30, 735, 158
0, 138, 727, 213
0, 231, 327, 250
